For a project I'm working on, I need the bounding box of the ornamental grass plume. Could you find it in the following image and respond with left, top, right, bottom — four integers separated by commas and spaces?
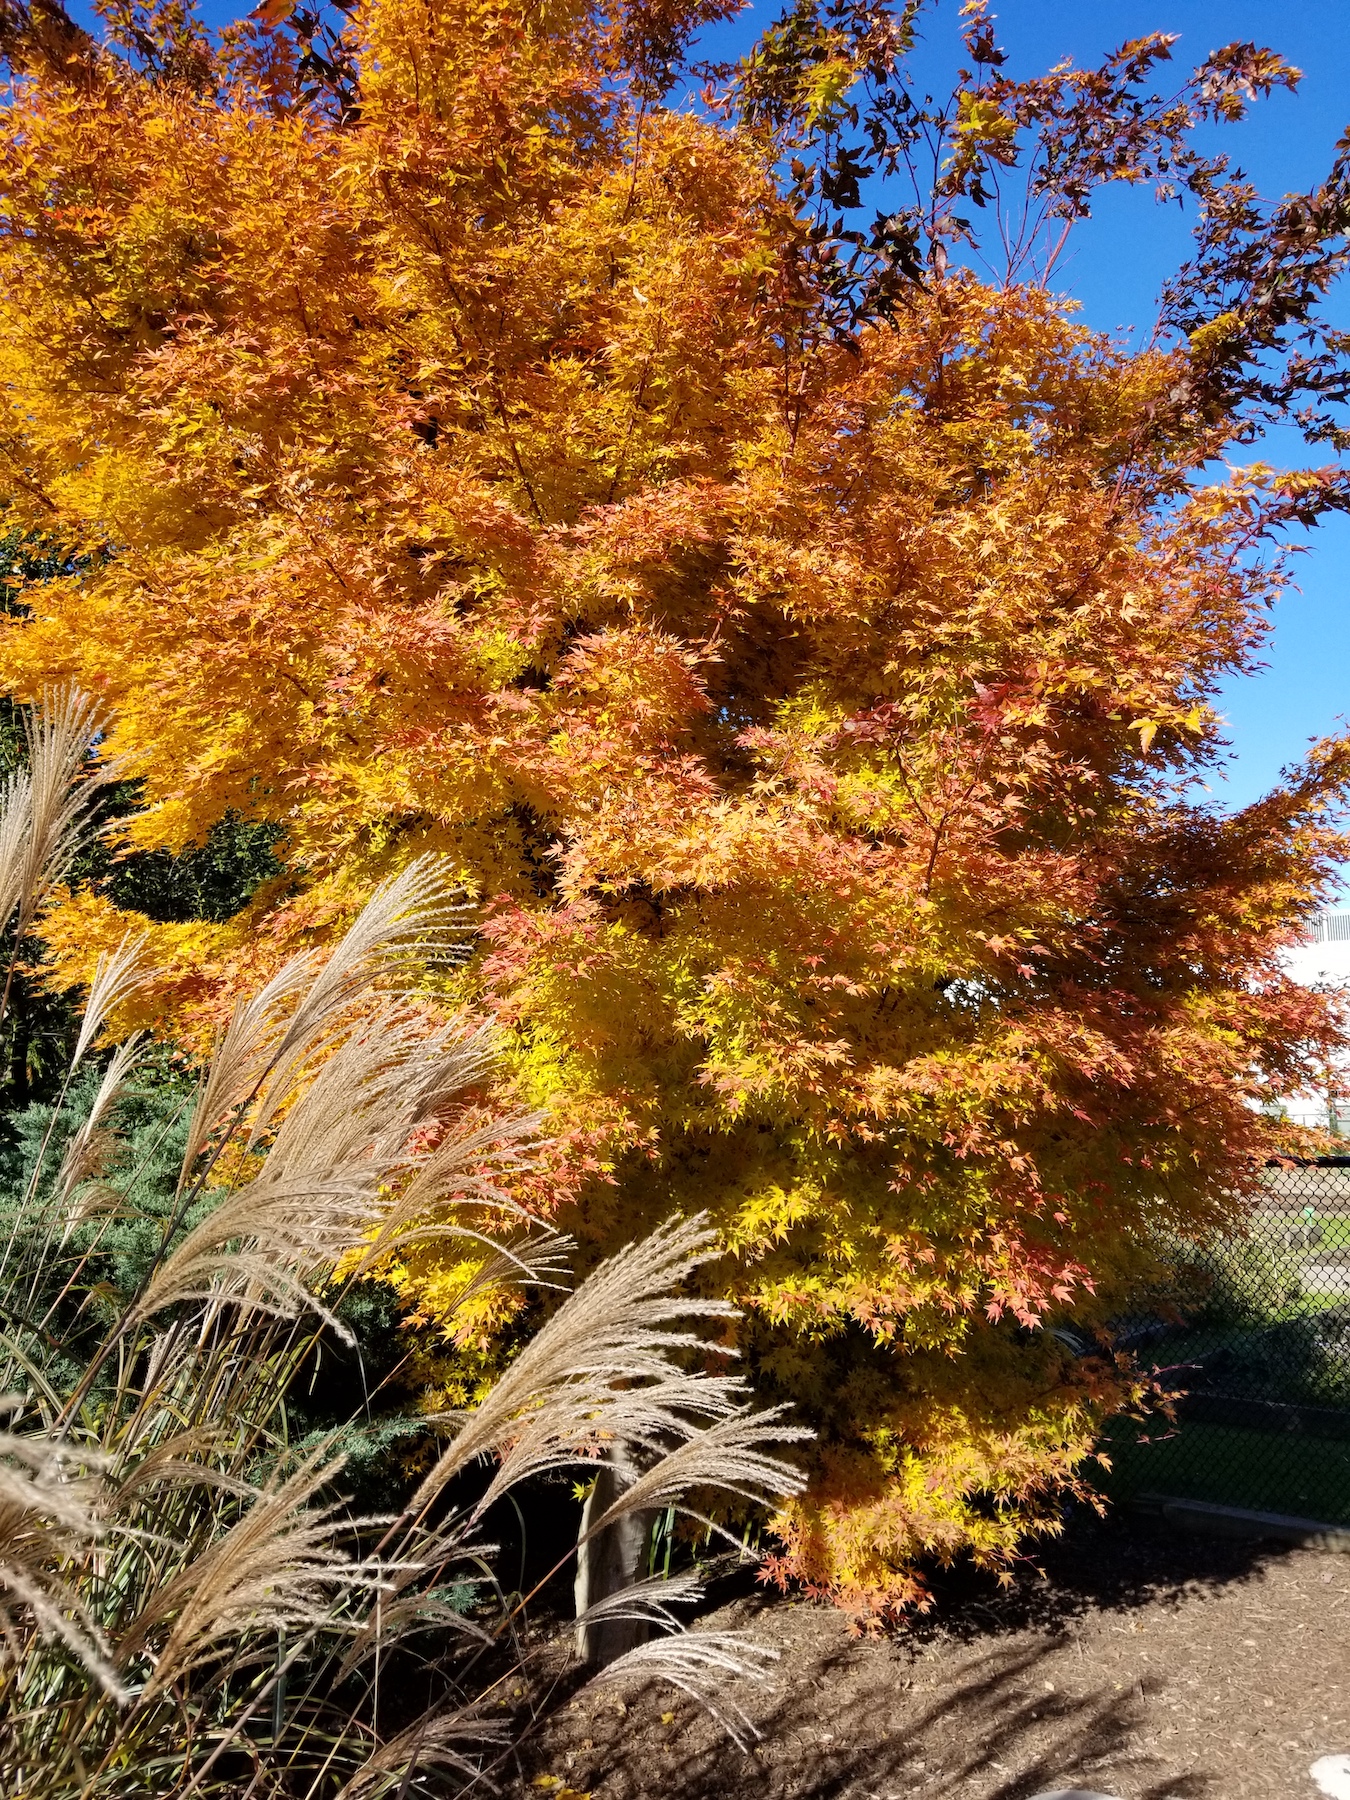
0, 689, 807, 1797
403, 1213, 802, 1517
7, 687, 115, 947
0, 1403, 122, 1700
591, 1629, 783, 1752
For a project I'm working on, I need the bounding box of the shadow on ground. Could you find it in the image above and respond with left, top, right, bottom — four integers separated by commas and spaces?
557, 1634, 1209, 1799
510, 1508, 1333, 1800
894, 1500, 1280, 1644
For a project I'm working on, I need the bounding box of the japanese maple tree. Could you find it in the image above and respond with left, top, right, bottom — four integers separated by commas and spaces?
1, 0, 1349, 1610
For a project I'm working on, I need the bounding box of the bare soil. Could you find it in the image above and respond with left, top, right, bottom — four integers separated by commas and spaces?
510, 1510, 1350, 1800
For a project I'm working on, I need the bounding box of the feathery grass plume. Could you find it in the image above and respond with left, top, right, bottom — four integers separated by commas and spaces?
0, 692, 132, 1299
335, 1707, 512, 1800
593, 1631, 781, 1752
0, 1401, 125, 1698
108, 1428, 258, 1507
137, 1009, 554, 1340
174, 948, 326, 1183
406, 1215, 740, 1515
0, 845, 562, 1791
364, 1217, 572, 1324
173, 860, 474, 1191
130, 1173, 383, 1339
340, 1215, 809, 1791
13, 686, 115, 942
584, 1405, 809, 1536
0, 684, 113, 1060
70, 933, 152, 1068
0, 764, 34, 942
574, 1565, 706, 1635
38, 936, 154, 1233
245, 856, 476, 1149
259, 1006, 448, 1186
54, 1034, 148, 1214
115, 1449, 391, 1698
344, 1097, 553, 1285
335, 1561, 498, 1679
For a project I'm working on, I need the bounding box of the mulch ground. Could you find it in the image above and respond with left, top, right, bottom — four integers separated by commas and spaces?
509, 1509, 1350, 1800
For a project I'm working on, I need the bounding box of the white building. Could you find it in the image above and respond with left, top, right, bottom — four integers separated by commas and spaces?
1278, 913, 1350, 1128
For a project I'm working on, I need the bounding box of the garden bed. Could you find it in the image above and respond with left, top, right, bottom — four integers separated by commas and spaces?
512, 1510, 1350, 1800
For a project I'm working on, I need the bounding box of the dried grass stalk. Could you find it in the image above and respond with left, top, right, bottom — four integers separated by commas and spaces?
335, 1705, 511, 1800
592, 1630, 781, 1752
0, 1402, 124, 1698
71, 934, 152, 1069
14, 687, 116, 941
409, 1216, 738, 1515
117, 1450, 388, 1698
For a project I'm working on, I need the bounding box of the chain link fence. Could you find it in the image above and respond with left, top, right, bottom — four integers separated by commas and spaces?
1096, 1159, 1350, 1526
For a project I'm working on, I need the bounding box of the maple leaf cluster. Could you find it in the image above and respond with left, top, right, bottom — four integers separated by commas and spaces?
0, 0, 1348, 1612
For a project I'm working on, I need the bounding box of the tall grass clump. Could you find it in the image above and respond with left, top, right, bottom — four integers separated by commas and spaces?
0, 690, 807, 1797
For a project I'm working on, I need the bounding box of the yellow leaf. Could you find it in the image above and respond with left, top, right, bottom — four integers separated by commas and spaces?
1132, 718, 1158, 753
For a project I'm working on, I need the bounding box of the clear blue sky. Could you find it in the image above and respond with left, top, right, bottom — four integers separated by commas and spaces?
81, 0, 1350, 811
997, 3, 1350, 815
693, 0, 1350, 813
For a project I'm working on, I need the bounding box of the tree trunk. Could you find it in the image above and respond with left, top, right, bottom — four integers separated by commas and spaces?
573, 1451, 653, 1667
